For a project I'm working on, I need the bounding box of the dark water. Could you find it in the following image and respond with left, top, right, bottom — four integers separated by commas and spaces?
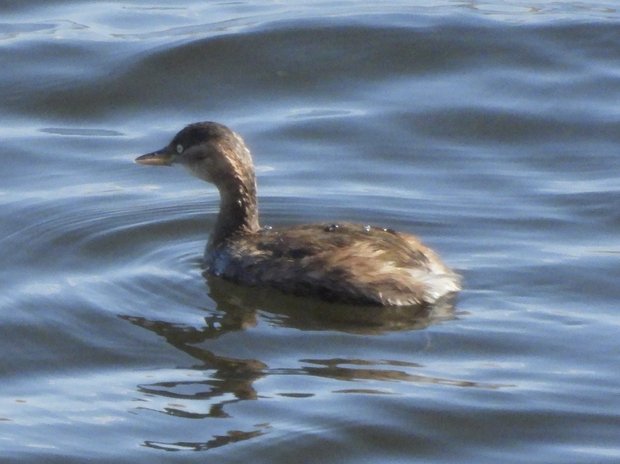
2, 1, 620, 463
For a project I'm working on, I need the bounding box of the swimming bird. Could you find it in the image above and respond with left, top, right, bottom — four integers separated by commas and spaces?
136, 121, 460, 306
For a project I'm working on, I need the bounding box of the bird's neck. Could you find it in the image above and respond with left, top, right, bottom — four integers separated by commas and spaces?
208, 174, 260, 250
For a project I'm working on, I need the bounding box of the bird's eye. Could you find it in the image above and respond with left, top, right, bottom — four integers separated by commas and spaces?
176, 144, 184, 154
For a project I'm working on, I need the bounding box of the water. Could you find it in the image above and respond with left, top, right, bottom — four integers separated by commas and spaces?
1, 1, 620, 463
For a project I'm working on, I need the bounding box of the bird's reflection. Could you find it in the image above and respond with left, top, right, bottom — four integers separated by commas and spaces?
122, 274, 460, 452
205, 273, 457, 333
122, 314, 266, 417
143, 424, 272, 452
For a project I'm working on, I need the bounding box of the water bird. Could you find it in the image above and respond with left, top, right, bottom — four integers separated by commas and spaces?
136, 121, 460, 307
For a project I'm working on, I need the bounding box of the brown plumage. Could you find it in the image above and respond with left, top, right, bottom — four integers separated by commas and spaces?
136, 121, 460, 307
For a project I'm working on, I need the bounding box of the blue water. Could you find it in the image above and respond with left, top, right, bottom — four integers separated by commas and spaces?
1, 1, 620, 463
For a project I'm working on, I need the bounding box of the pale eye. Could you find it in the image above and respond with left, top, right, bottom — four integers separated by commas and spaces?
176, 144, 184, 154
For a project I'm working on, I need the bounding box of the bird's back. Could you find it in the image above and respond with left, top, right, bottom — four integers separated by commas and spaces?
205, 223, 460, 306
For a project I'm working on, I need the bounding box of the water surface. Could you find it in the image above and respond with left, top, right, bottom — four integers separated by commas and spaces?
1, 1, 620, 463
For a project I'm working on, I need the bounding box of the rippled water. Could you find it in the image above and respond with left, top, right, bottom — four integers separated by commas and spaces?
2, 1, 620, 463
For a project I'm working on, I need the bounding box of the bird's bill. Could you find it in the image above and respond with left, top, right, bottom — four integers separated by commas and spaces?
135, 148, 174, 166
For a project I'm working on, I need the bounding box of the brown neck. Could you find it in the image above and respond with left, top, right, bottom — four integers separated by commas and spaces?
208, 175, 260, 250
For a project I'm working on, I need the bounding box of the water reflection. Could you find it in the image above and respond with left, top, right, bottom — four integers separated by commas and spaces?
123, 313, 269, 451
122, 314, 266, 418
205, 274, 458, 334
144, 424, 272, 452
299, 358, 486, 390
121, 280, 504, 451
